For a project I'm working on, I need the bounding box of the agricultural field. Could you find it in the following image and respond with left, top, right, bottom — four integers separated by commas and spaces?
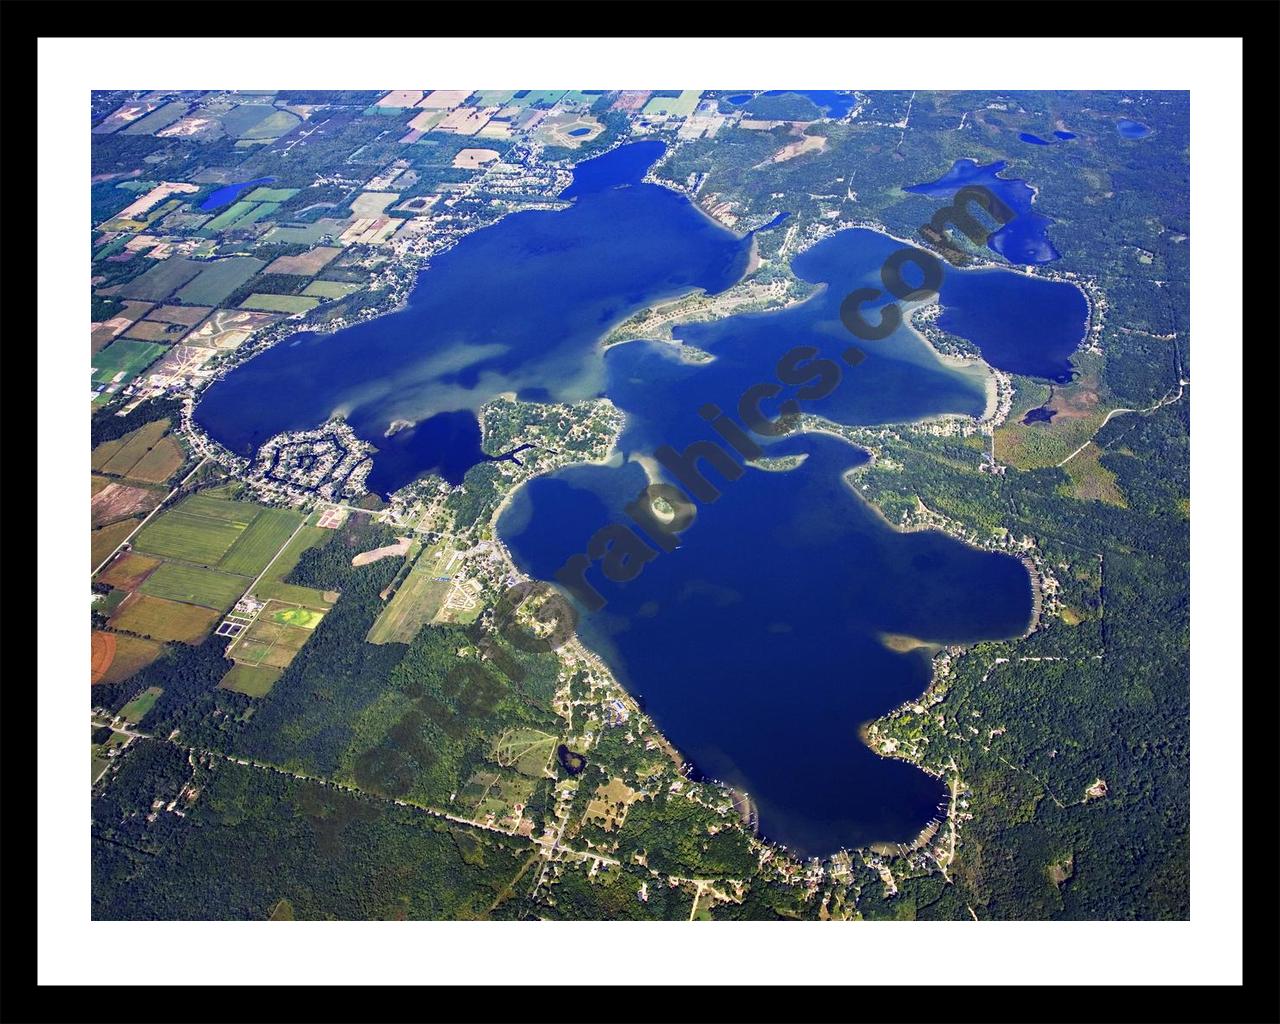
92, 517, 142, 570
175, 256, 266, 305
133, 508, 245, 565
92, 419, 170, 474
264, 247, 340, 276
252, 524, 336, 608
641, 90, 702, 117
138, 562, 249, 612
91, 631, 164, 686
91, 339, 167, 386
216, 507, 303, 576
125, 437, 185, 484
108, 593, 221, 645
302, 280, 361, 299
145, 304, 213, 327
90, 481, 164, 528
244, 186, 300, 204
91, 418, 184, 484
123, 319, 195, 343
267, 605, 325, 629
119, 686, 164, 724
97, 551, 162, 590
239, 293, 320, 314
365, 543, 452, 645
120, 101, 188, 136
218, 662, 283, 698
117, 256, 203, 301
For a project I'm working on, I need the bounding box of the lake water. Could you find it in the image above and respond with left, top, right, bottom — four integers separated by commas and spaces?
905, 158, 1062, 264
196, 140, 1078, 854
200, 177, 277, 211
1116, 119, 1152, 139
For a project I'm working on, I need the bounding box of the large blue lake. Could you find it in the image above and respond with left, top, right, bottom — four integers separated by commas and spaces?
196, 141, 1086, 854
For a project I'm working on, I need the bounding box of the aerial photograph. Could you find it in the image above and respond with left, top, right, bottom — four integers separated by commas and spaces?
86, 86, 1189, 923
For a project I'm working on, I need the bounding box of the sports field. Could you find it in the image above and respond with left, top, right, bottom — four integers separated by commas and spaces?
139, 562, 248, 612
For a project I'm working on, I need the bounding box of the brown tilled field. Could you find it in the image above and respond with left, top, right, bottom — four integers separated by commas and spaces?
91, 482, 164, 528
97, 550, 163, 590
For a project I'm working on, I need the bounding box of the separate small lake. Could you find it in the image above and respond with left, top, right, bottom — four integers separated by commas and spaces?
200, 176, 277, 211
1022, 406, 1056, 424
905, 158, 1061, 264
1116, 119, 1152, 139
760, 90, 856, 118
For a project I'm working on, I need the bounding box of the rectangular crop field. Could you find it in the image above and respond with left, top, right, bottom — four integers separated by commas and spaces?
126, 436, 185, 484
302, 280, 360, 299
252, 525, 335, 607
264, 247, 341, 276
92, 518, 141, 570
133, 494, 261, 565
109, 593, 220, 644
91, 340, 167, 385
240, 293, 320, 314
92, 631, 165, 685
93, 418, 171, 476
216, 507, 302, 576
175, 256, 266, 305
244, 186, 300, 203
139, 562, 249, 612
118, 256, 202, 301
97, 551, 162, 590
218, 663, 283, 698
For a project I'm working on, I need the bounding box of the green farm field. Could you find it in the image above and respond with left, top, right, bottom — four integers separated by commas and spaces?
133, 494, 263, 565
217, 507, 303, 576
92, 340, 166, 386
240, 293, 320, 314
139, 562, 249, 612
252, 525, 335, 607
109, 593, 221, 645
218, 662, 282, 698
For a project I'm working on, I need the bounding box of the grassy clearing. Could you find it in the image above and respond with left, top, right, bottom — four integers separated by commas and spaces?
491, 728, 557, 778
1062, 443, 1128, 507
139, 562, 249, 612
119, 686, 163, 724
219, 662, 283, 698
366, 543, 450, 645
